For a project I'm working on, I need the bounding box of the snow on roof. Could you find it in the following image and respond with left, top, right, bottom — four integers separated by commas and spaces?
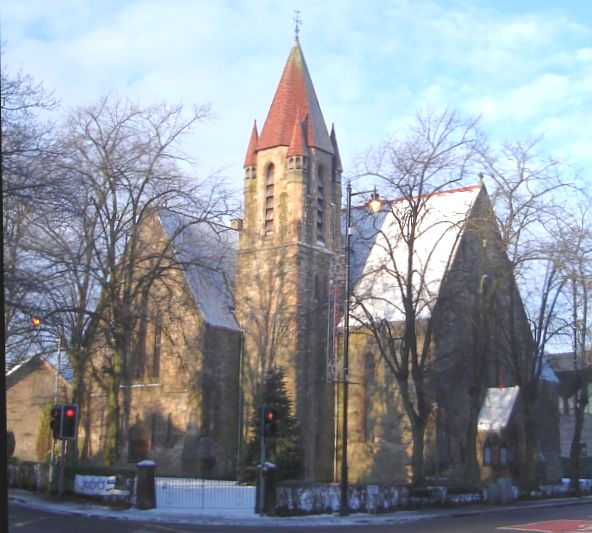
6, 353, 72, 387
478, 386, 520, 432
540, 359, 560, 384
6, 359, 27, 376
159, 211, 240, 332
351, 185, 482, 323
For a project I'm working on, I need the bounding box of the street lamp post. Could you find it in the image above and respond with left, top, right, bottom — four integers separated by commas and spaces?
32, 316, 63, 494
340, 181, 381, 516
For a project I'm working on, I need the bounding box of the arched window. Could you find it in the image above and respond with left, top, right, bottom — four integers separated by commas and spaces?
151, 413, 157, 448
152, 312, 162, 379
499, 440, 509, 465
483, 437, 493, 466
362, 352, 375, 442
317, 165, 324, 242
166, 413, 173, 448
265, 163, 274, 234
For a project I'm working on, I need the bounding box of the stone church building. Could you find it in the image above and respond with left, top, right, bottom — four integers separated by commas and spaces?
78, 36, 560, 484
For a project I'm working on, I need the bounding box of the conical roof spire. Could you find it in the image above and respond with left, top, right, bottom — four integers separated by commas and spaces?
288, 112, 308, 157
243, 120, 259, 168
330, 124, 342, 173
258, 39, 333, 154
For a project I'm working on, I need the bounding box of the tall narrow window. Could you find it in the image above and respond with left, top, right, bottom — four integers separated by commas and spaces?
134, 294, 149, 379
362, 352, 375, 442
152, 313, 162, 379
317, 165, 324, 242
265, 163, 274, 234
151, 413, 157, 448
166, 413, 173, 448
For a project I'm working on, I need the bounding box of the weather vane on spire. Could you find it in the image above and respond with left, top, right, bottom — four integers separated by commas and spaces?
293, 10, 302, 39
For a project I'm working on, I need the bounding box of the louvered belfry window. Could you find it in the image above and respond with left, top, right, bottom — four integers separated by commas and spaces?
265, 163, 274, 234
317, 166, 324, 241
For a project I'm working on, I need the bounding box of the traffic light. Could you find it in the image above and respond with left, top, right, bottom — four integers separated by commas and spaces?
262, 407, 278, 438
50, 405, 62, 439
60, 403, 79, 440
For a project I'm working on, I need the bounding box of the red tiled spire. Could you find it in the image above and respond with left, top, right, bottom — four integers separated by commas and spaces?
258, 39, 333, 154
243, 120, 258, 168
330, 123, 342, 173
287, 112, 308, 157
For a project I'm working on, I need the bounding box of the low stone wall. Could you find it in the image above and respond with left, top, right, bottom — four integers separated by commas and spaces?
7, 460, 49, 491
275, 483, 486, 516
7, 460, 135, 505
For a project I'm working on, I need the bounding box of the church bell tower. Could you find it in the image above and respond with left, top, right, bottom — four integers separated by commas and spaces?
235, 35, 343, 481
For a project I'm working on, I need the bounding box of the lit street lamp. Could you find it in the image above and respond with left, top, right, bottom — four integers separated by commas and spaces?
340, 181, 381, 516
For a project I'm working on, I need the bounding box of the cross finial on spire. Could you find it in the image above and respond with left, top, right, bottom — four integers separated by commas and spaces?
293, 10, 302, 39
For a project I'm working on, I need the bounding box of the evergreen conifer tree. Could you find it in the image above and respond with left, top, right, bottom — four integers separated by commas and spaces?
239, 367, 303, 482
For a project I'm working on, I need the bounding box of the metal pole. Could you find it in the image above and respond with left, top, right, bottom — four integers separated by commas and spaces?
48, 335, 62, 494
340, 181, 352, 516
258, 405, 266, 515
58, 439, 66, 497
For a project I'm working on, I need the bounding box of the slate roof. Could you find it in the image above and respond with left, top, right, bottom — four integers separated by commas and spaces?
158, 211, 240, 332
6, 353, 72, 388
478, 386, 520, 432
257, 38, 333, 154
547, 351, 592, 396
351, 185, 483, 323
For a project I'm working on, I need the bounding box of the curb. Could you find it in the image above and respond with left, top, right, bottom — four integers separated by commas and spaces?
9, 489, 592, 528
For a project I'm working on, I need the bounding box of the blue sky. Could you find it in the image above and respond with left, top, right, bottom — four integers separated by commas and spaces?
2, 0, 591, 196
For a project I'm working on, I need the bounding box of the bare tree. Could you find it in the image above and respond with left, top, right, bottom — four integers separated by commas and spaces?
2, 67, 59, 362
27, 94, 237, 465
352, 108, 484, 483
481, 138, 581, 485
548, 194, 592, 492
237, 249, 296, 407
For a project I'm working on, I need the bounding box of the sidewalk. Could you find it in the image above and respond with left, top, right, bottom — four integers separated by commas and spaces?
8, 488, 592, 528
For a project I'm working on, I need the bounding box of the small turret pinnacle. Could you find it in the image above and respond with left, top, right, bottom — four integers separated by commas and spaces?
243, 120, 259, 170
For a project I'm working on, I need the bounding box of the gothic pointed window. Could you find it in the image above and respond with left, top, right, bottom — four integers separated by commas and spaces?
152, 313, 162, 379
317, 165, 324, 242
362, 352, 375, 442
265, 163, 274, 235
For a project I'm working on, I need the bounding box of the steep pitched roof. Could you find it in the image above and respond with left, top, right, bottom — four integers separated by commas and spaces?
258, 38, 333, 154
351, 185, 483, 323
6, 353, 71, 389
478, 386, 520, 432
158, 211, 240, 332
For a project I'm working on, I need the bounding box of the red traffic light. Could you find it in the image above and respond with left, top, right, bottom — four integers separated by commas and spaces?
262, 407, 278, 438
59, 403, 79, 439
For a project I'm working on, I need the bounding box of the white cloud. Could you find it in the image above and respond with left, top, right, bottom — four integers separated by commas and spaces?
1, 0, 590, 190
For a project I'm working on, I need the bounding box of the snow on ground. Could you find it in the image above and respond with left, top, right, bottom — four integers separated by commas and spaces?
9, 478, 592, 528
8, 487, 435, 528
